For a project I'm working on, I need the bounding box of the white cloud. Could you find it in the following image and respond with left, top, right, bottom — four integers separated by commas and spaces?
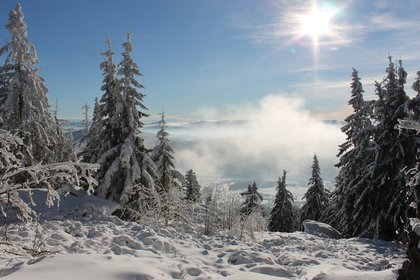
172, 95, 345, 184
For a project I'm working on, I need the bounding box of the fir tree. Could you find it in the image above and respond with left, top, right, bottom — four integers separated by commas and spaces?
95, 34, 159, 214
151, 111, 185, 225
356, 57, 417, 241
0, 4, 67, 163
410, 71, 420, 120
300, 154, 329, 225
151, 112, 183, 193
184, 169, 201, 202
268, 170, 295, 232
82, 37, 120, 164
239, 182, 265, 239
240, 182, 264, 218
326, 68, 375, 236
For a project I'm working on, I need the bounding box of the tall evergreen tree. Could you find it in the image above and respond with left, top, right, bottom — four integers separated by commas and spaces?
240, 182, 264, 218
268, 170, 295, 232
326, 68, 375, 236
82, 37, 120, 164
184, 169, 201, 202
151, 112, 183, 193
355, 57, 417, 241
300, 154, 329, 225
151, 111, 185, 225
95, 34, 159, 214
0, 4, 68, 163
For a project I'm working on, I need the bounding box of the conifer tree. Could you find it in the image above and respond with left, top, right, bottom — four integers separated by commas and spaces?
151, 112, 183, 192
53, 101, 77, 162
355, 57, 417, 241
240, 182, 264, 218
239, 182, 265, 239
184, 169, 201, 202
268, 170, 295, 232
82, 37, 120, 164
326, 68, 375, 236
0, 4, 67, 163
410, 71, 420, 120
300, 154, 329, 225
94, 34, 159, 214
151, 111, 185, 225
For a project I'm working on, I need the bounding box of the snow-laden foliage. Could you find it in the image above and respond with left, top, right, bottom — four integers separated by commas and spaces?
240, 182, 264, 218
300, 154, 329, 226
151, 113, 186, 225
0, 4, 73, 164
97, 137, 159, 214
0, 130, 97, 222
91, 35, 159, 215
118, 33, 148, 138
151, 113, 184, 193
82, 37, 121, 164
327, 58, 419, 242
325, 68, 375, 236
395, 120, 420, 279
203, 185, 243, 236
239, 182, 265, 238
184, 169, 201, 203
357, 57, 417, 241
395, 119, 420, 222
268, 170, 295, 232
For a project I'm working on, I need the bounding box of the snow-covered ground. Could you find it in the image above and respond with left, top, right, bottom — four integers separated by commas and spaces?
0, 194, 406, 280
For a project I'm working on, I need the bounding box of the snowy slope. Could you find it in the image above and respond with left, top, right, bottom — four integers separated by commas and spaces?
0, 194, 405, 280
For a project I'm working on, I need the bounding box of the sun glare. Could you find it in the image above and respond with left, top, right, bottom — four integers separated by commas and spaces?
300, 8, 333, 40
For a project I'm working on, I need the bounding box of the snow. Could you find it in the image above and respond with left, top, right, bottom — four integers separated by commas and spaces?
303, 220, 343, 239
0, 193, 406, 280
409, 218, 420, 237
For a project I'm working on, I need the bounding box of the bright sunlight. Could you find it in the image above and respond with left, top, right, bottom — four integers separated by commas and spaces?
300, 8, 333, 40
298, 2, 338, 45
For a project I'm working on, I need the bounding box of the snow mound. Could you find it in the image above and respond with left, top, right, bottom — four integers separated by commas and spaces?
303, 220, 343, 239
0, 196, 406, 280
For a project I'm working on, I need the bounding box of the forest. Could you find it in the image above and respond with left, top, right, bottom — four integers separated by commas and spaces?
0, 3, 419, 280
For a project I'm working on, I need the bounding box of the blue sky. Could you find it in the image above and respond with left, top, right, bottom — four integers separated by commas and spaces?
1, 0, 420, 120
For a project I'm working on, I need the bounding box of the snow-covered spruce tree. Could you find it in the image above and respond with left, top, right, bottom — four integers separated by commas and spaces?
300, 154, 329, 226
325, 68, 375, 236
268, 170, 295, 232
151, 112, 184, 193
184, 169, 201, 203
356, 57, 417, 241
151, 112, 186, 226
82, 37, 121, 164
0, 4, 67, 164
240, 182, 264, 217
239, 182, 265, 239
95, 34, 159, 215
395, 120, 420, 280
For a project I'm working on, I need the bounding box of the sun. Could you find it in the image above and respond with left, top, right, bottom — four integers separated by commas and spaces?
300, 9, 332, 40
298, 2, 338, 45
